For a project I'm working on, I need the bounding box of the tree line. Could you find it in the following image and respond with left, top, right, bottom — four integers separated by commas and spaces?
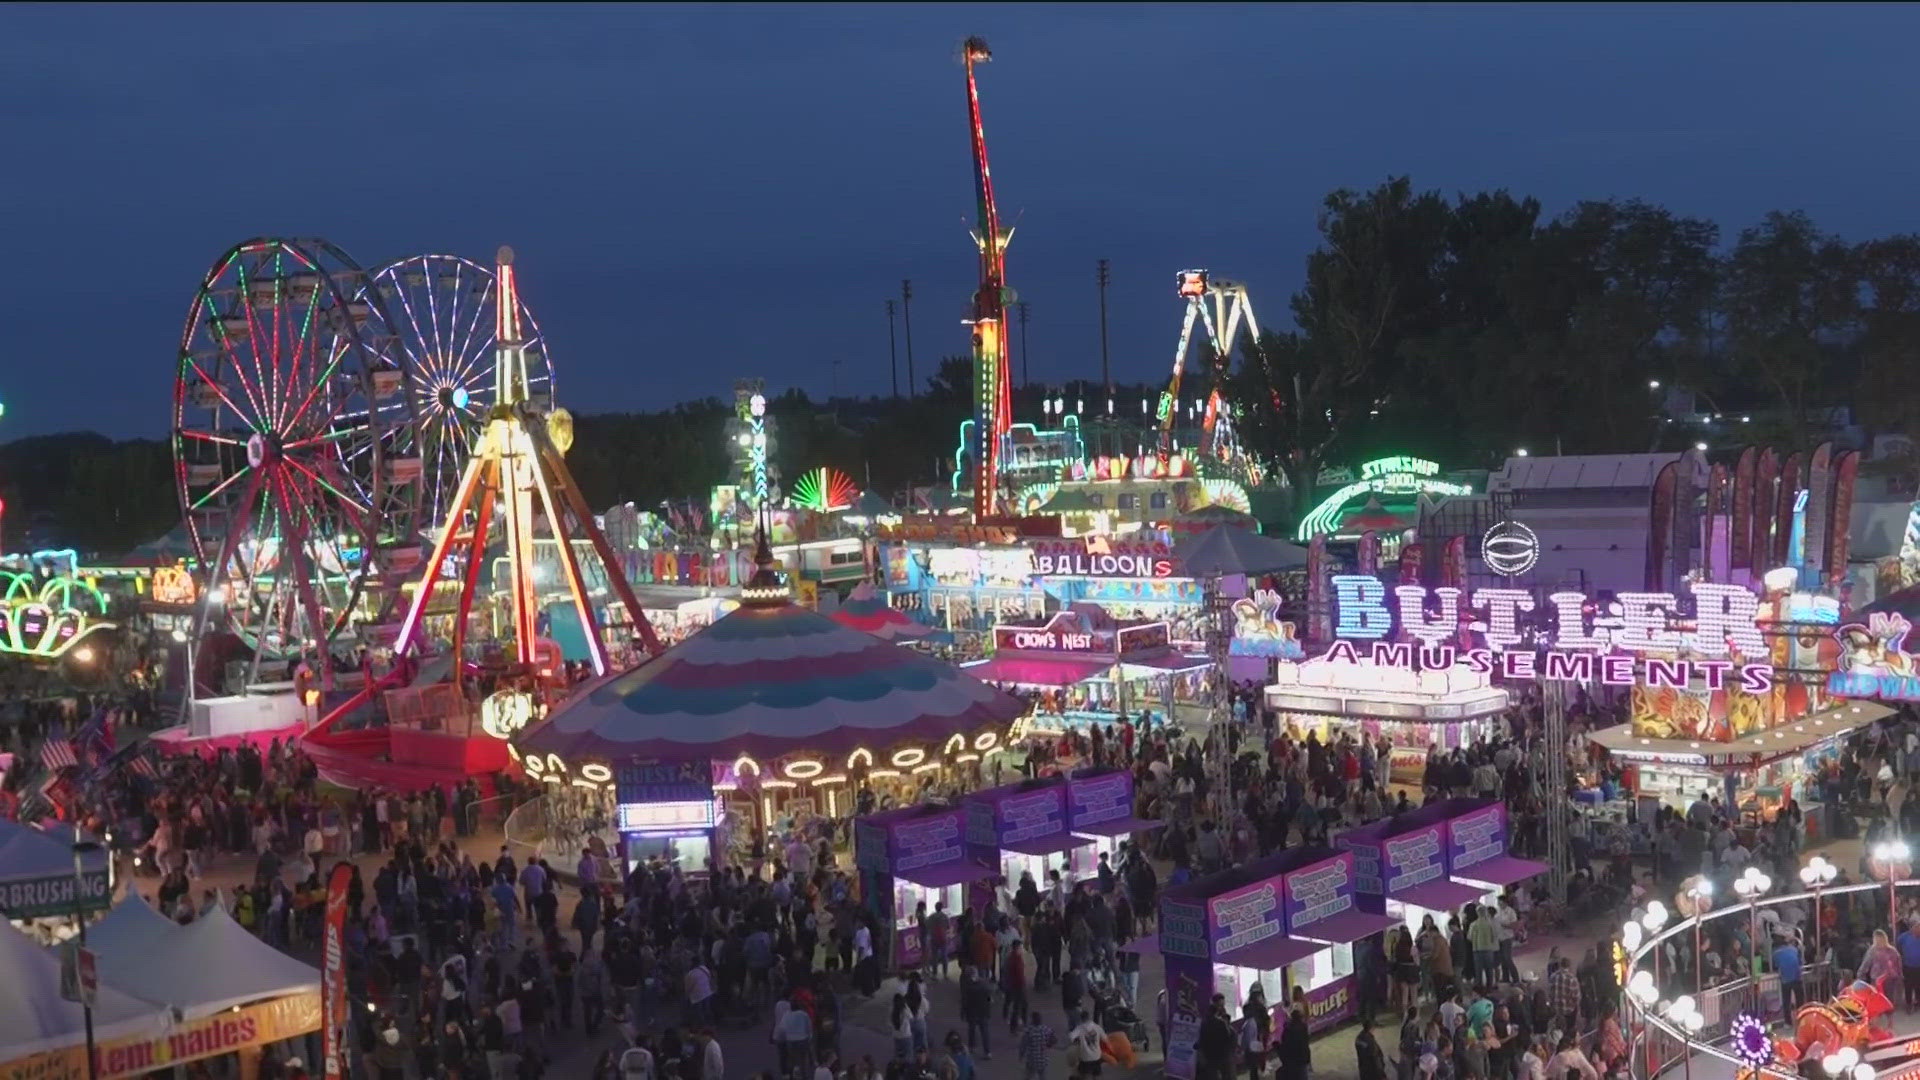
9, 176, 1920, 554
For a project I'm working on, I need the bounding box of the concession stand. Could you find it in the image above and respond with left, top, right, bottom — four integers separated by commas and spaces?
963, 776, 1092, 898
855, 803, 994, 971
1066, 766, 1164, 877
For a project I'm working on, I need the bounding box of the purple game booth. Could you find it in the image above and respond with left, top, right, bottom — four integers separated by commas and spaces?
1065, 767, 1165, 879
1156, 845, 1396, 1078
1337, 797, 1547, 935
963, 775, 1092, 899
855, 803, 995, 971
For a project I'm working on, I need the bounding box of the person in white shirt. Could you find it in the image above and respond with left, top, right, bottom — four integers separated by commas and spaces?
1494, 899, 1520, 983
1069, 1012, 1106, 1077
685, 962, 715, 1025
1519, 1038, 1547, 1080
854, 923, 873, 961
1547, 1035, 1600, 1080
701, 1029, 725, 1080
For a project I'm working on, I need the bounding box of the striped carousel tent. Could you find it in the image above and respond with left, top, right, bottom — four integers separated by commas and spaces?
517, 541, 1024, 768
829, 583, 943, 644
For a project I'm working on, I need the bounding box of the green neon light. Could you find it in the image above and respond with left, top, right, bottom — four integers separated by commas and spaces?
1294, 456, 1473, 540
951, 415, 1083, 494
0, 572, 114, 659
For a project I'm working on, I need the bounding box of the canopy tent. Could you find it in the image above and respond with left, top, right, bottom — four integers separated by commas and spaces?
1173, 525, 1308, 576
0, 819, 111, 920
521, 581, 1027, 762
0, 919, 168, 1058
1171, 504, 1258, 535
96, 905, 320, 1018
64, 892, 176, 957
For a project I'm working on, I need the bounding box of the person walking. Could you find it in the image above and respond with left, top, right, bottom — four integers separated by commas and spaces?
1018, 1012, 1057, 1080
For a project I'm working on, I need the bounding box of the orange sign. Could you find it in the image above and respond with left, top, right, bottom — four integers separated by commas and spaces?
1, 991, 321, 1080
150, 566, 197, 606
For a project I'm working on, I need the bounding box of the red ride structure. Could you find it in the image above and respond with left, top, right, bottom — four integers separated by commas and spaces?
963, 36, 1014, 520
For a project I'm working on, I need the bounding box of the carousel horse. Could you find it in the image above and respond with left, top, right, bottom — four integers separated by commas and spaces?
1774, 978, 1895, 1065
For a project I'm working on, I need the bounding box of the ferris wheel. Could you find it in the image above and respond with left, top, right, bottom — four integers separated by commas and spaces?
172, 238, 422, 668
362, 254, 553, 528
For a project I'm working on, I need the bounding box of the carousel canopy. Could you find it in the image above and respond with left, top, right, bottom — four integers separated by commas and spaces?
520, 595, 1025, 762
830, 583, 942, 643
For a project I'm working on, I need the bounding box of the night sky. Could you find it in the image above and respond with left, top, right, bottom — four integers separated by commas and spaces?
6, 3, 1920, 440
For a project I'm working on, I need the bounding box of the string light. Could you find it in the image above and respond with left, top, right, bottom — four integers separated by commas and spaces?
1471, 588, 1535, 651
1333, 575, 1391, 640
1394, 585, 1460, 646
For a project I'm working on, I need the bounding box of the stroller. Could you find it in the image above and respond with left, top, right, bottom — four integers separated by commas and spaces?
1092, 983, 1149, 1051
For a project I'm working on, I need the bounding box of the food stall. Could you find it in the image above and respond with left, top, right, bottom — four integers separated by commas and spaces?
963, 775, 1091, 897
855, 803, 994, 971
1158, 844, 1397, 1075
1265, 656, 1509, 786
1443, 800, 1548, 894
1066, 767, 1164, 878
1337, 802, 1490, 936
964, 607, 1215, 734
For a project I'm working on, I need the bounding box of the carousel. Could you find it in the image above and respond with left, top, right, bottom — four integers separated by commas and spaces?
514, 529, 1028, 877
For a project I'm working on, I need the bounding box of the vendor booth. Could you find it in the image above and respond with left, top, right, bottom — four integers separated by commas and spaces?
1445, 800, 1550, 893
614, 759, 723, 877
964, 606, 1215, 734
964, 776, 1091, 898
855, 803, 995, 971
1339, 797, 1548, 936
1158, 846, 1397, 1077
0, 819, 112, 922
1066, 767, 1164, 874
1265, 657, 1509, 787
0, 919, 170, 1078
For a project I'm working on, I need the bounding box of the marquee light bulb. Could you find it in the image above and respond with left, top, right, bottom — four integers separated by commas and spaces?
1470, 588, 1534, 650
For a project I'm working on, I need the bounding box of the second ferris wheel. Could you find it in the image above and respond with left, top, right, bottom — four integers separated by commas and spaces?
362, 254, 555, 528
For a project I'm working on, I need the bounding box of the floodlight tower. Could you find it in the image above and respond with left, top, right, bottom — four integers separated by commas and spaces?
1156, 271, 1264, 465
963, 36, 1014, 520
389, 246, 664, 680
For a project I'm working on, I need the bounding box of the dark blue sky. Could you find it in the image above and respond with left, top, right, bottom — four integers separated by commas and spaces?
6, 3, 1920, 439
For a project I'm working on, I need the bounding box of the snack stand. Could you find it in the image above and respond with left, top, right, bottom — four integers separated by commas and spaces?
1066, 767, 1164, 878
1337, 802, 1489, 936
855, 803, 994, 971
1158, 845, 1397, 1077
963, 775, 1092, 897
1265, 658, 1509, 787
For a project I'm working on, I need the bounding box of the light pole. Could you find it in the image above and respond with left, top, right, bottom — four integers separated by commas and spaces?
1733, 867, 1773, 1011
1870, 840, 1910, 932
1627, 969, 1658, 1080
1801, 856, 1839, 967
1821, 1045, 1875, 1080
1660, 995, 1705, 1080
1684, 880, 1714, 994
71, 840, 102, 1080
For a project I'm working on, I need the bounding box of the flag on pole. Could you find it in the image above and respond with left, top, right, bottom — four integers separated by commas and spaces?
39, 738, 78, 771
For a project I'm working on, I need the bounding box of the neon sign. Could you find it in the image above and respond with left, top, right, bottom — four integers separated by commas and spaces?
1029, 537, 1179, 579
1319, 576, 1778, 692
1230, 589, 1304, 659
994, 611, 1109, 655
1295, 456, 1474, 540
0, 573, 114, 660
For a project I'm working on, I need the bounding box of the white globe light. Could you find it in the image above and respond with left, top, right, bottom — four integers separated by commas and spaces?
1855, 1064, 1877, 1080
1895, 842, 1912, 861
1683, 1012, 1704, 1034
1801, 866, 1818, 885
1837, 1048, 1861, 1070
1824, 1056, 1844, 1076
1671, 995, 1696, 1017
1622, 923, 1643, 950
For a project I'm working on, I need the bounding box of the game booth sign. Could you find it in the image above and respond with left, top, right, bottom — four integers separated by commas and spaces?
963, 775, 1093, 898
1065, 766, 1165, 872
855, 803, 994, 971
963, 605, 1212, 733
1336, 797, 1548, 935
1158, 846, 1396, 1078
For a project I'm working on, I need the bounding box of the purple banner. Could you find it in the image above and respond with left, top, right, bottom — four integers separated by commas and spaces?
855, 820, 890, 873
1447, 804, 1508, 875
1163, 955, 1211, 1080
1207, 875, 1286, 957
1299, 975, 1357, 1034
997, 786, 1067, 845
1067, 771, 1133, 830
1281, 852, 1357, 935
1337, 837, 1384, 897
1159, 898, 1210, 960
964, 801, 999, 865
890, 808, 966, 874
1381, 825, 1447, 893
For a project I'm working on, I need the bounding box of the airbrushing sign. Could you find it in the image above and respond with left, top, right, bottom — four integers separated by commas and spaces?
1208, 877, 1284, 956
1338, 837, 1384, 896
1382, 826, 1446, 893
1283, 854, 1355, 934
1447, 804, 1507, 876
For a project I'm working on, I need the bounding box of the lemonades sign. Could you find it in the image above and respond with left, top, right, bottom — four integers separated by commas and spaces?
1325, 575, 1779, 692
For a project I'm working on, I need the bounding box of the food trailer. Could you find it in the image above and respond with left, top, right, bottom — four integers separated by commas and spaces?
1158, 845, 1396, 1076
963, 776, 1092, 898
855, 803, 994, 971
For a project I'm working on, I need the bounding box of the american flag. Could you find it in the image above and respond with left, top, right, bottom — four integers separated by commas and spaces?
129, 755, 159, 780
40, 738, 78, 771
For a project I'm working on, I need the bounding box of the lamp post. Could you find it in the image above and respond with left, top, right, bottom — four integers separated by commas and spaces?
1822, 1045, 1875, 1080
1733, 867, 1773, 1012
1641, 902, 1670, 992
1661, 995, 1705, 1080
71, 840, 102, 1080
1685, 880, 1714, 994
1801, 856, 1839, 967
1870, 840, 1910, 933
1628, 969, 1659, 1080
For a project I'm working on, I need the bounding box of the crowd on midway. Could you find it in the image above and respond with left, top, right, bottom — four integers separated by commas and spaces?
18, 677, 1919, 1080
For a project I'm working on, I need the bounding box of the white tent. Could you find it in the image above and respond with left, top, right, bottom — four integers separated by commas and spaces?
0, 918, 168, 1058
0, 819, 111, 920
99, 905, 319, 1018
67, 892, 178, 960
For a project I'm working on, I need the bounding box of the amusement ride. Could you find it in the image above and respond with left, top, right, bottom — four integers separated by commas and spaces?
1156, 269, 1268, 481
961, 36, 1015, 521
